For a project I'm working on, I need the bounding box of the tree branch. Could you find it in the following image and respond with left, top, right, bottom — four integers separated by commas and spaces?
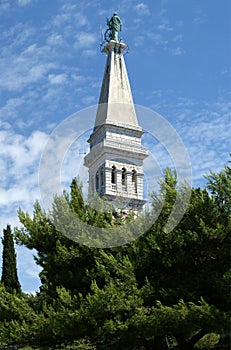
189, 329, 207, 347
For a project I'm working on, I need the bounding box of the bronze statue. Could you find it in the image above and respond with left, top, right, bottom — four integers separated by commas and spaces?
104, 12, 122, 42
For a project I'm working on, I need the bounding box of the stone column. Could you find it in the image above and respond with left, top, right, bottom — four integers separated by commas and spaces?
136, 173, 144, 199
105, 166, 113, 194
126, 171, 132, 196
116, 169, 122, 193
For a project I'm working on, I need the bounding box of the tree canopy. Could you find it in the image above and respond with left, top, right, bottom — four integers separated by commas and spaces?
0, 161, 230, 349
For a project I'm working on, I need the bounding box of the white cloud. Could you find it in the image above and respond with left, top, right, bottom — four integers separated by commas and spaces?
173, 34, 183, 42
175, 103, 231, 186
157, 19, 173, 32
2, 23, 36, 51
82, 49, 97, 57
156, 0, 173, 32
134, 3, 150, 16
0, 41, 57, 91
0, 97, 25, 119
74, 32, 97, 49
48, 73, 67, 84
81, 95, 97, 105
16, 246, 41, 293
171, 47, 185, 56
0, 129, 48, 199
74, 12, 89, 27
51, 5, 88, 29
193, 10, 208, 24
17, 0, 32, 6
71, 74, 86, 83
133, 35, 145, 47
147, 91, 231, 188
46, 33, 65, 46
61, 137, 89, 194
147, 33, 168, 46
0, 188, 32, 206
0, 127, 49, 292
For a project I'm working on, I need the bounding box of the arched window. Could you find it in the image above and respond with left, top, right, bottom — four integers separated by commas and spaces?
122, 167, 127, 187
111, 165, 116, 184
100, 167, 104, 186
132, 169, 137, 193
95, 171, 99, 191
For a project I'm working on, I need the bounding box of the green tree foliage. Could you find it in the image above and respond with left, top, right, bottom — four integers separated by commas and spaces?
1, 162, 230, 349
15, 199, 100, 299
0, 284, 39, 346
206, 160, 231, 222
15, 179, 134, 299
132, 165, 230, 348
1, 225, 21, 294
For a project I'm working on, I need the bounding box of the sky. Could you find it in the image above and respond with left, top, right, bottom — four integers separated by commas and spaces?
0, 0, 230, 293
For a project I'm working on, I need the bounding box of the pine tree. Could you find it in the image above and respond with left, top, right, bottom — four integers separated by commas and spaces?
1, 225, 21, 293
12, 163, 230, 348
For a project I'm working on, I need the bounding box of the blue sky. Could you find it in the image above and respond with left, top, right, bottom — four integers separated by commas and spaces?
0, 0, 230, 293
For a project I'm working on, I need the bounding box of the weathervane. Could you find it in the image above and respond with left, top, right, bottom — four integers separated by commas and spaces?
104, 12, 122, 42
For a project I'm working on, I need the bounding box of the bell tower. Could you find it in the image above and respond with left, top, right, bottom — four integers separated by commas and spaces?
84, 15, 148, 210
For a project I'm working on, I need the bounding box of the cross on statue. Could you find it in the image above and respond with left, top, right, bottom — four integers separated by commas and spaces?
104, 12, 122, 42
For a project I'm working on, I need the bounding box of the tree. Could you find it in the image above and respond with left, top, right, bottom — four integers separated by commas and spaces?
9, 163, 230, 349
15, 178, 132, 298
131, 166, 231, 348
1, 225, 21, 294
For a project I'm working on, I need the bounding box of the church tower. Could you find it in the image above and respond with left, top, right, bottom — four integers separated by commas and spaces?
84, 15, 148, 210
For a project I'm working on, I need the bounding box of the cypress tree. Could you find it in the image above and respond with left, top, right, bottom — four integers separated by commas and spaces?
1, 224, 21, 293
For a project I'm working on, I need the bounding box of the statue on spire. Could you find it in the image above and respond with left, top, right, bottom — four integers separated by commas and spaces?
104, 12, 122, 42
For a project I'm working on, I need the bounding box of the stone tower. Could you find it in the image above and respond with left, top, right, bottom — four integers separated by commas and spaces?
84, 39, 148, 210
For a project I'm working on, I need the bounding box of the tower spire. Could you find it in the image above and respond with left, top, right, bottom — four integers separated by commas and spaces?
84, 15, 148, 210
95, 41, 140, 130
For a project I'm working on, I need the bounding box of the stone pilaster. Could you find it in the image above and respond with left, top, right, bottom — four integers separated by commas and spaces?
116, 169, 122, 193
